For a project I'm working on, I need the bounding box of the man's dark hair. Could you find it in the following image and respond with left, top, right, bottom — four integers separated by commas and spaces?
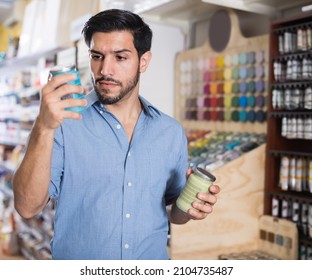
82, 9, 153, 58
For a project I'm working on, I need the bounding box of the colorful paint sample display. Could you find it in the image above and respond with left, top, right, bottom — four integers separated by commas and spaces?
178, 51, 267, 123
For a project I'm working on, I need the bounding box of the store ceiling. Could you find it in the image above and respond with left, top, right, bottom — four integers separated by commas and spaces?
0, 0, 311, 24
140, 0, 312, 24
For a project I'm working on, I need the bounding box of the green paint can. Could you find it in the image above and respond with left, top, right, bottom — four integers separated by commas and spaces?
176, 167, 216, 213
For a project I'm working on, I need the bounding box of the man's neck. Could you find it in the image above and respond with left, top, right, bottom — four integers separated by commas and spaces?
107, 94, 142, 123
106, 94, 142, 142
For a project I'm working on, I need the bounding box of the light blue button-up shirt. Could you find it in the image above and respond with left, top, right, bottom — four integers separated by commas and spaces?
49, 93, 188, 259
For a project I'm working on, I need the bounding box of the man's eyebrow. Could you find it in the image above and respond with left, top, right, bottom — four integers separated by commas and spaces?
89, 49, 103, 55
114, 48, 132, 54
89, 49, 132, 54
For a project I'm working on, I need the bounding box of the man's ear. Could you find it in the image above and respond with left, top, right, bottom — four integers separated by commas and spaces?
139, 51, 152, 73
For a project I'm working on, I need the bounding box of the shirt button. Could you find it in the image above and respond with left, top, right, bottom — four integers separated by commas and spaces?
116, 124, 121, 129
125, 213, 131, 219
127, 182, 132, 187
99, 110, 103, 114
128, 152, 131, 157
124, 244, 129, 249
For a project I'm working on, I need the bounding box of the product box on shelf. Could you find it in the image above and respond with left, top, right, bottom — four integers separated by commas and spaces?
218, 215, 298, 260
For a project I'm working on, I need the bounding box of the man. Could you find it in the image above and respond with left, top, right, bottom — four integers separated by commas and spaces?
12, 9, 220, 260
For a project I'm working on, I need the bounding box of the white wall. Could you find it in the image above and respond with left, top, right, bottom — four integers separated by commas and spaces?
139, 22, 185, 117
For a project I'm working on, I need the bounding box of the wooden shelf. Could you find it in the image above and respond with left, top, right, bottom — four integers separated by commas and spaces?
265, 13, 312, 258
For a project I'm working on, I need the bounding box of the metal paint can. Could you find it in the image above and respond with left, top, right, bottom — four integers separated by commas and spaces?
176, 167, 216, 213
49, 65, 85, 113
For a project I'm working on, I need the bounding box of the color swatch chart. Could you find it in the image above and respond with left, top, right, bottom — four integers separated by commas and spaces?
178, 50, 268, 123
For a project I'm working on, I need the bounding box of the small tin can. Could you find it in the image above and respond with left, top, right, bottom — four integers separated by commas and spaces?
49, 64, 85, 113
176, 167, 216, 213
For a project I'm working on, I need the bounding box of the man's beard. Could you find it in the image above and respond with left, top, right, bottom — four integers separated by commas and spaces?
92, 68, 140, 105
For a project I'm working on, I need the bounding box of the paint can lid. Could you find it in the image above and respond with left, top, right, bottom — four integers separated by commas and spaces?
195, 167, 216, 182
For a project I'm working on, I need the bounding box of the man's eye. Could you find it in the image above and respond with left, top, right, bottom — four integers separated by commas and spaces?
116, 55, 126, 61
90, 54, 103, 61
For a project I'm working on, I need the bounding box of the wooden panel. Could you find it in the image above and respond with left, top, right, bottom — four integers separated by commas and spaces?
170, 144, 265, 259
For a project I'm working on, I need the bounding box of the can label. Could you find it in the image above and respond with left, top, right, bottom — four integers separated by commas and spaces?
49, 65, 85, 113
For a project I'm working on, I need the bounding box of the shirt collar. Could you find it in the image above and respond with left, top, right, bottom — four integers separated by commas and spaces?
138, 95, 161, 118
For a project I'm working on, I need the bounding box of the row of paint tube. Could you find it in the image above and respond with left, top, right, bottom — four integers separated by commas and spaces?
279, 156, 312, 192
281, 117, 312, 139
278, 27, 312, 55
273, 58, 312, 81
272, 197, 311, 240
272, 87, 312, 110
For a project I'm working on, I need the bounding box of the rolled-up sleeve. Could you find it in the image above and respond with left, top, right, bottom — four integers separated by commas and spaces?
49, 127, 64, 199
